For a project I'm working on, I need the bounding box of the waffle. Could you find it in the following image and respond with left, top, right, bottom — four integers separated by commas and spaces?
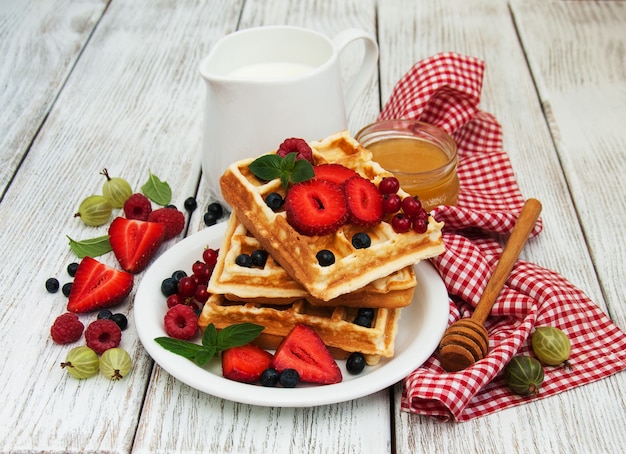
208, 213, 417, 308
197, 293, 401, 365
219, 130, 445, 301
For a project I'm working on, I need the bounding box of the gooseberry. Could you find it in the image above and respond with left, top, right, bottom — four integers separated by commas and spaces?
100, 168, 132, 208
531, 326, 572, 368
504, 355, 544, 396
100, 348, 132, 381
60, 346, 99, 379
74, 195, 112, 226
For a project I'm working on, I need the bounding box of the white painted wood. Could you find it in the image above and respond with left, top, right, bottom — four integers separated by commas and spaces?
0, 0, 108, 198
0, 0, 624, 452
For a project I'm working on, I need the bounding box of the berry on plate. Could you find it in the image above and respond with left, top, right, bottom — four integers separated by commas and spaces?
276, 137, 313, 163
342, 175, 383, 227
50, 313, 84, 344
222, 343, 274, 384
272, 324, 342, 384
284, 179, 348, 236
163, 304, 198, 340
109, 217, 166, 273
148, 207, 185, 240
67, 257, 133, 313
85, 319, 122, 355
313, 164, 359, 186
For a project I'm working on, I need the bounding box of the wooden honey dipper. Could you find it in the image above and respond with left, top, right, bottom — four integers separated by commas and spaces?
438, 198, 542, 372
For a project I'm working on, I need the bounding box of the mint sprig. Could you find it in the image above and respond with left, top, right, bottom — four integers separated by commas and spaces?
67, 234, 112, 258
248, 152, 314, 189
154, 322, 264, 366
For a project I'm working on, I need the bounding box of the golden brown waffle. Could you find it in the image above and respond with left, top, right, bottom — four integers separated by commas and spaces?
208, 213, 417, 308
219, 130, 445, 301
197, 293, 401, 365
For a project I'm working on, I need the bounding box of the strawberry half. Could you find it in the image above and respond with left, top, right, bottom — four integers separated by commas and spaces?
284, 179, 348, 236
108, 217, 165, 273
67, 257, 133, 313
273, 324, 342, 384
222, 343, 274, 384
342, 175, 383, 227
313, 164, 359, 186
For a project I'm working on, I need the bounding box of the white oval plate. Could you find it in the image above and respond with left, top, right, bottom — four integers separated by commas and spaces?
134, 222, 449, 407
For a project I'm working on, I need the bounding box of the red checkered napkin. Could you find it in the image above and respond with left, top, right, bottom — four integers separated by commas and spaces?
378, 52, 626, 421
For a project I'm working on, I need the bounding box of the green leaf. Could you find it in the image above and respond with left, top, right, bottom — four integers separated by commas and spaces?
194, 345, 217, 366
216, 322, 265, 352
154, 337, 206, 361
141, 171, 172, 206
67, 235, 112, 258
291, 159, 315, 183
248, 154, 282, 181
201, 323, 218, 348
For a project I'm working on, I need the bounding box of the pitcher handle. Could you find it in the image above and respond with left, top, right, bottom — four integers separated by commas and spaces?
332, 28, 379, 113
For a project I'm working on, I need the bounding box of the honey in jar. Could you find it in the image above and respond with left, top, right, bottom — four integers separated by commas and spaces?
356, 120, 459, 211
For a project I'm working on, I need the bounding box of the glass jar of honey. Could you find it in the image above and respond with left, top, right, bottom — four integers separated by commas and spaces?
355, 120, 459, 211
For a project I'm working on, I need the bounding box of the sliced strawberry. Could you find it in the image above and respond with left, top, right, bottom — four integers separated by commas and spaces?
284, 179, 348, 236
273, 324, 342, 384
342, 175, 383, 227
108, 217, 165, 273
222, 343, 274, 384
67, 257, 133, 313
276, 137, 313, 163
313, 164, 359, 186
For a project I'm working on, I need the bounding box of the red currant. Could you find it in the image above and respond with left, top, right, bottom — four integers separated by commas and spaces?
202, 248, 219, 266
391, 213, 411, 233
177, 276, 198, 297
194, 284, 210, 303
412, 217, 428, 234
192, 260, 206, 276
378, 177, 400, 195
401, 197, 422, 218
382, 193, 402, 214
167, 293, 184, 308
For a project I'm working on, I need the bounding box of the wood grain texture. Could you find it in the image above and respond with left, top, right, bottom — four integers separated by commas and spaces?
0, 0, 109, 199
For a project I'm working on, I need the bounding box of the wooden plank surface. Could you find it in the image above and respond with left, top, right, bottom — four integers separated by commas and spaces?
381, 1, 626, 453
0, 0, 108, 199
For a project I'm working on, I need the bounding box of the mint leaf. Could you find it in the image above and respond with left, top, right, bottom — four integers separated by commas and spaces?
216, 323, 265, 352
248, 152, 314, 190
67, 234, 112, 258
141, 171, 172, 206
154, 337, 207, 363
154, 322, 264, 367
248, 155, 282, 181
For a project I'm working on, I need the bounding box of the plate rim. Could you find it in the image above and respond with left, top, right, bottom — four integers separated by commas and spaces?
134, 222, 449, 407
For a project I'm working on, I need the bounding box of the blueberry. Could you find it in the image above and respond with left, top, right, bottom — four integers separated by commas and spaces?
166, 204, 177, 210
66, 262, 79, 277
346, 352, 366, 375
184, 197, 197, 212
207, 202, 224, 218
351, 232, 371, 249
316, 249, 335, 267
110, 313, 128, 330
97, 309, 113, 320
264, 192, 284, 211
62, 282, 72, 297
203, 212, 218, 226
260, 368, 279, 387
161, 277, 178, 297
357, 308, 375, 321
45, 277, 59, 293
251, 249, 269, 267
171, 269, 187, 283
353, 315, 371, 328
235, 254, 253, 268
279, 368, 300, 388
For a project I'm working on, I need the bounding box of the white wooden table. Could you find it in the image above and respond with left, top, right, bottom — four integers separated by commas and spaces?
1, 0, 624, 452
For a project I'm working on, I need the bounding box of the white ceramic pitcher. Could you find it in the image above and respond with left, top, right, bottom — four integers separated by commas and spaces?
199, 25, 378, 205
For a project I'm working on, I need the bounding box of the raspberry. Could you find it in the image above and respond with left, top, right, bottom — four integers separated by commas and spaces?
276, 138, 314, 163
85, 319, 122, 354
148, 207, 185, 240
50, 313, 84, 344
164, 304, 198, 340
123, 193, 152, 221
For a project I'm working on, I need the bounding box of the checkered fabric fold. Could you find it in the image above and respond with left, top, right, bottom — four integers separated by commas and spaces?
379, 52, 626, 421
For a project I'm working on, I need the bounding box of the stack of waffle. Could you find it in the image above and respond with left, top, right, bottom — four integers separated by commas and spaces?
199, 131, 445, 364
